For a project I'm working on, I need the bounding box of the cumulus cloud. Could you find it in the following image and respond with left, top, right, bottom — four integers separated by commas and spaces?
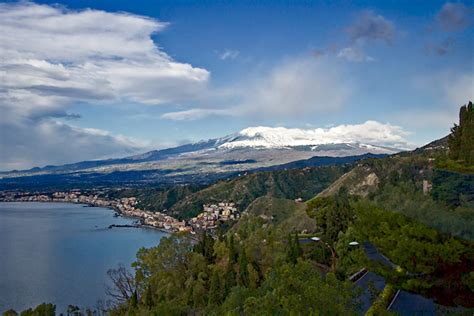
436, 2, 472, 32
219, 49, 240, 61
0, 2, 210, 170
346, 10, 395, 44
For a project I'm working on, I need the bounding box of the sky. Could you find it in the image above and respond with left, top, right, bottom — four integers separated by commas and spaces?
0, 0, 472, 170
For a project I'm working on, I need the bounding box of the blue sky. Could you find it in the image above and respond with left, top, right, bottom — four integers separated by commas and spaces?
0, 0, 472, 169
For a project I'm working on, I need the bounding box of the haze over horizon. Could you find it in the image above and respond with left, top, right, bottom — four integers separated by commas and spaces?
0, 0, 472, 170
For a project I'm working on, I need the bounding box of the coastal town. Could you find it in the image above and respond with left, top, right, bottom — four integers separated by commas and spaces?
0, 191, 240, 234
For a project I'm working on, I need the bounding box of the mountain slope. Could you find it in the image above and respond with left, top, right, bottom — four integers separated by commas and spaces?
314, 136, 474, 239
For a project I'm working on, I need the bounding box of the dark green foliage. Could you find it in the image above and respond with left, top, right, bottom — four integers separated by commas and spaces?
2, 310, 18, 316
432, 169, 474, 207
286, 232, 302, 264
354, 201, 466, 274
238, 249, 249, 287
143, 285, 154, 308
227, 234, 238, 264
193, 232, 215, 264
110, 207, 359, 315
208, 270, 222, 306
307, 190, 354, 243
449, 101, 474, 164
373, 169, 474, 240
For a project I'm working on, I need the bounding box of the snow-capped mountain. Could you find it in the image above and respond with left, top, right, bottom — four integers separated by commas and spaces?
2, 123, 409, 181
214, 122, 409, 152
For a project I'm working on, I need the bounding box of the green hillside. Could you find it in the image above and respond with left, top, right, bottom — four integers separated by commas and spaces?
167, 164, 350, 219
314, 103, 474, 240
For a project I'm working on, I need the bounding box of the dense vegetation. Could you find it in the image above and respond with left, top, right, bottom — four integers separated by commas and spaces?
108, 196, 360, 315
316, 134, 474, 240
2, 303, 55, 316
100, 187, 473, 315
448, 101, 474, 166
110, 164, 349, 220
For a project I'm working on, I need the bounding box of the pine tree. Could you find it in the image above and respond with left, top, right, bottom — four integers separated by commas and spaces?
449, 101, 474, 164
228, 234, 238, 263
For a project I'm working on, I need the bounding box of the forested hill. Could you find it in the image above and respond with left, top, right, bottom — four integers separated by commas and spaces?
316, 101, 474, 239
109, 164, 351, 220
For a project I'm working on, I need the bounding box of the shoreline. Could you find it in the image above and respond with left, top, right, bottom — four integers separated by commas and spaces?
0, 200, 176, 235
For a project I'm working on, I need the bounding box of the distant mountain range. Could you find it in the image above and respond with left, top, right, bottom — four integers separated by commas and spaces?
0, 126, 404, 189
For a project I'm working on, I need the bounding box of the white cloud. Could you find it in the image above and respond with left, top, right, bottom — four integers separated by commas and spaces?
219, 49, 240, 60
161, 108, 233, 121
337, 47, 375, 62
0, 2, 210, 170
0, 2, 209, 110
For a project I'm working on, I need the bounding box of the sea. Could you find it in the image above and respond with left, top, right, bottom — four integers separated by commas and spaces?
0, 202, 166, 313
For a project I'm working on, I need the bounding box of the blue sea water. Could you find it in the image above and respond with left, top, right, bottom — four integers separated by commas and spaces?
0, 202, 166, 313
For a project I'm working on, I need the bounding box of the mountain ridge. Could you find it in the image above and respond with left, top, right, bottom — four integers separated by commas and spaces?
2, 125, 406, 176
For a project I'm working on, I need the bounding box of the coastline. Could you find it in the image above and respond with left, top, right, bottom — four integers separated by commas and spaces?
0, 198, 182, 235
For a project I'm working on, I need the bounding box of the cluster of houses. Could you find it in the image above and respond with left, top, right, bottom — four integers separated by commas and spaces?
189, 202, 240, 231
117, 197, 191, 233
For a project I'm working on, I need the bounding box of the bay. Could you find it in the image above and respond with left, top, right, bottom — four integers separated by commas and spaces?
0, 202, 166, 313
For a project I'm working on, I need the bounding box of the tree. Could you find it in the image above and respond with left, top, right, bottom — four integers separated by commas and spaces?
238, 249, 249, 287
306, 190, 354, 243
227, 234, 238, 264
105, 265, 137, 304
193, 232, 215, 264
449, 101, 474, 164
20, 304, 55, 316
